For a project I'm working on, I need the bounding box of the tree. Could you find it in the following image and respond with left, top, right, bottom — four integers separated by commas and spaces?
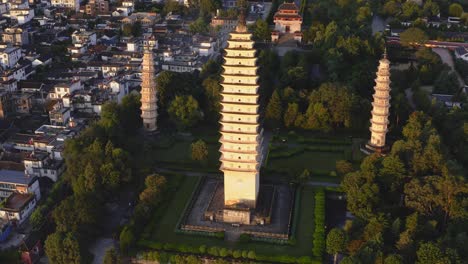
139, 174, 167, 206
356, 6, 371, 23
265, 90, 283, 127
283, 103, 299, 128
199, 0, 218, 15
402, 1, 422, 20
252, 19, 271, 41
122, 24, 132, 37
120, 226, 135, 254
103, 247, 120, 264
297, 169, 310, 184
434, 70, 460, 94
45, 232, 82, 264
449, 3, 463, 17
383, 1, 400, 17
384, 254, 403, 264
400, 28, 428, 47
189, 17, 209, 34
336, 160, 353, 176
341, 171, 380, 219
416, 242, 450, 264
52, 195, 98, 235
120, 94, 142, 135
132, 22, 142, 37
191, 139, 209, 162
202, 77, 221, 119
164, 0, 181, 14
423, 0, 439, 17
168, 95, 202, 130
326, 228, 347, 264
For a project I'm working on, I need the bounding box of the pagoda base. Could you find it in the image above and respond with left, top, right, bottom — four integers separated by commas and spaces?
178, 177, 294, 241
204, 182, 275, 225
361, 141, 389, 155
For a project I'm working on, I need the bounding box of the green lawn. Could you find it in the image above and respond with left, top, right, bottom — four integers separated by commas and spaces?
268, 150, 345, 175
149, 133, 221, 172
140, 176, 317, 259
265, 130, 365, 182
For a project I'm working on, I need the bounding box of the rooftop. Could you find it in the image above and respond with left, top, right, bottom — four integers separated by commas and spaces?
1, 193, 34, 212
0, 169, 34, 185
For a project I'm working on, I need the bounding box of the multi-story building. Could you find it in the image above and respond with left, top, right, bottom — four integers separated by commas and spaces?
71, 30, 97, 47
0, 169, 40, 200
50, 0, 80, 13
49, 80, 81, 99
8, 8, 34, 24
0, 45, 21, 69
273, 2, 302, 33
85, 0, 109, 16
23, 151, 64, 182
1, 27, 29, 46
0, 192, 37, 225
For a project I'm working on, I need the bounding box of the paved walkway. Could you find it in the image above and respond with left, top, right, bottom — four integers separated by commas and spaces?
371, 15, 387, 35
432, 48, 465, 88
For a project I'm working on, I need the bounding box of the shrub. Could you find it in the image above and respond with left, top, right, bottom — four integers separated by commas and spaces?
247, 250, 256, 259
119, 225, 135, 254
207, 246, 219, 256
312, 189, 326, 258
199, 245, 207, 254
241, 250, 249, 258
219, 248, 229, 257
335, 160, 353, 175
232, 250, 242, 258
214, 231, 225, 239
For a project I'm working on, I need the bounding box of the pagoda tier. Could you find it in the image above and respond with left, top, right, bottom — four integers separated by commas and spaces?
140, 45, 158, 132
219, 15, 263, 209
368, 54, 391, 148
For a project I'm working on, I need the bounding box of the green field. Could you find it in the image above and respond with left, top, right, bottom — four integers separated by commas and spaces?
148, 132, 221, 172
139, 176, 318, 259
265, 131, 365, 181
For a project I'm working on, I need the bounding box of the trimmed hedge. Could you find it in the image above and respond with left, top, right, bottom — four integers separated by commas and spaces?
312, 189, 326, 258
139, 247, 322, 264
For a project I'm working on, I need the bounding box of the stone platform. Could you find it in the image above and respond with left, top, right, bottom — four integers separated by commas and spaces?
204, 182, 275, 225
360, 141, 390, 155
179, 178, 295, 240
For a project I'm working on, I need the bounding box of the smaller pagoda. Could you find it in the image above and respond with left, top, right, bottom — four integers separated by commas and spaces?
363, 52, 391, 154
140, 37, 158, 132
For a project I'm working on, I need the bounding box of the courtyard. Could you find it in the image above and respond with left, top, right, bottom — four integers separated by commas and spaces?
138, 175, 320, 260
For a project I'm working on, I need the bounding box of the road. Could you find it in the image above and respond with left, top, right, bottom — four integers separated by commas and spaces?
432, 47, 465, 87
371, 15, 387, 35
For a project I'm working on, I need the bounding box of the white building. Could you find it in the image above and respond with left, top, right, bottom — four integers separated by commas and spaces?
49, 80, 81, 99
71, 30, 97, 47
0, 45, 21, 69
8, 8, 34, 24
23, 151, 64, 182
50, 0, 80, 12
0, 193, 37, 225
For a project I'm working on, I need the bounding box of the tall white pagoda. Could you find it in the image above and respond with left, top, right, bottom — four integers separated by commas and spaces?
140, 41, 158, 132
365, 52, 391, 154
219, 8, 263, 211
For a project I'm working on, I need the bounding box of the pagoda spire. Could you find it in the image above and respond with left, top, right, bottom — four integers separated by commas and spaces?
235, 0, 247, 32
364, 52, 391, 154
140, 38, 158, 132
